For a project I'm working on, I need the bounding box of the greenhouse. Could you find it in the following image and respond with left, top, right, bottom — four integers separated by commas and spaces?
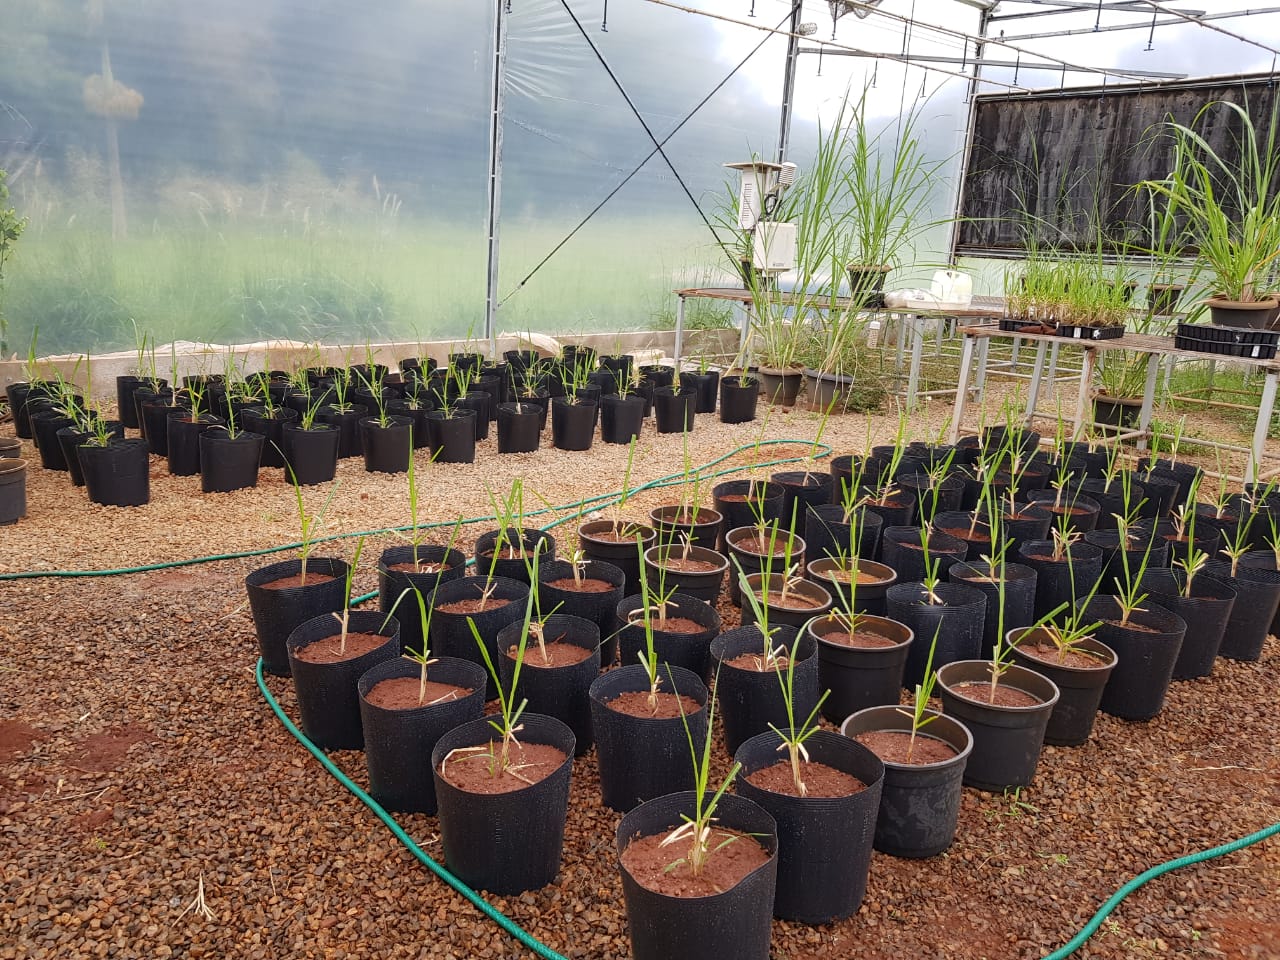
2, 1, 1280, 957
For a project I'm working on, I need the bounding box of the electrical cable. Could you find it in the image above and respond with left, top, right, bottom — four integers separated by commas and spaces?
498, 10, 790, 307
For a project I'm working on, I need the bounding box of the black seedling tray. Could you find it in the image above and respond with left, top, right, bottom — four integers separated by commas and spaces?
1175, 322, 1279, 359
1055, 323, 1126, 341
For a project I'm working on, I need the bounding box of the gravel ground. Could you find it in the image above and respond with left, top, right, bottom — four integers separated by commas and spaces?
1, 394, 1278, 959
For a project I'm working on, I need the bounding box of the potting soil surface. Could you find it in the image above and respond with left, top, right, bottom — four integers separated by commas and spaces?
1, 396, 1278, 958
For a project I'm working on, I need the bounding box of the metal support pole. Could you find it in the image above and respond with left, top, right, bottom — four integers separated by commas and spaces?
674, 294, 687, 367
949, 333, 977, 444
975, 338, 990, 402
1025, 339, 1048, 425
775, 0, 803, 163
944, 6, 992, 264
1072, 348, 1097, 440
483, 0, 509, 359
907, 315, 925, 410
1137, 352, 1160, 453
1248, 370, 1278, 485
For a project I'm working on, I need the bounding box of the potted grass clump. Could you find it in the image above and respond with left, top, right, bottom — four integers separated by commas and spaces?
935, 525, 1062, 792
359, 587, 486, 814
616, 687, 778, 960
709, 563, 818, 755
280, 391, 340, 485
806, 604, 912, 723
650, 434, 724, 550
428, 566, 530, 699
199, 401, 265, 494
474, 481, 557, 587
551, 360, 598, 451
578, 443, 656, 594
1139, 545, 1235, 680
590, 590, 710, 811
643, 530, 729, 605
285, 539, 401, 750
734, 645, 883, 924
315, 367, 368, 459
616, 555, 722, 683
358, 367, 414, 474
601, 366, 645, 444
431, 592, 576, 894
724, 493, 806, 606
424, 372, 478, 464
841, 629, 973, 858
536, 521, 626, 665
806, 461, 894, 616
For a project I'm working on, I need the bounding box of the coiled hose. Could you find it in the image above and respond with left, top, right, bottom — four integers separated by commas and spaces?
3, 439, 1275, 959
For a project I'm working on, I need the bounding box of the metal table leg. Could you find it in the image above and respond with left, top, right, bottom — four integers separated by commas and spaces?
975, 339, 991, 403
948, 334, 977, 444
674, 295, 686, 366
1024, 339, 1049, 426
1137, 352, 1160, 452
1046, 341, 1060, 399
1071, 348, 1097, 440
907, 314, 925, 410
1248, 369, 1278, 485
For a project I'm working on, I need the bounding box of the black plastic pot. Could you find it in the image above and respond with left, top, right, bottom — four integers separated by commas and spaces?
199, 429, 264, 493
58, 422, 123, 487
719, 376, 759, 423
600, 394, 645, 445
1008, 628, 1116, 747
724, 525, 805, 606
803, 503, 883, 565
590, 664, 709, 812
1085, 596, 1185, 721
0, 458, 28, 524
285, 610, 401, 750
881, 526, 968, 584
642, 544, 728, 603
1205, 556, 1280, 662
616, 592, 721, 682
359, 416, 413, 473
31, 412, 76, 470
7, 382, 44, 438
830, 455, 889, 503
771, 470, 833, 526
578, 519, 656, 598
1024, 491, 1102, 535
947, 561, 1038, 659
1078, 478, 1144, 531
839, 706, 972, 858
885, 581, 988, 689
1017, 540, 1104, 620
497, 614, 600, 755
712, 480, 786, 547
936, 660, 1058, 792
473, 528, 556, 586
739, 573, 833, 630
1238, 549, 1280, 635
535, 559, 626, 667
163, 411, 220, 476
432, 713, 575, 894
734, 729, 883, 923
1085, 527, 1170, 591
425, 410, 478, 464
457, 391, 492, 441
710, 624, 816, 755
806, 557, 897, 617
617, 790, 778, 960
653, 386, 697, 433
858, 489, 918, 534
495, 402, 542, 453
1137, 568, 1234, 680
376, 544, 468, 654
808, 613, 912, 723
78, 438, 150, 507
115, 375, 145, 429
427, 576, 530, 697
240, 407, 298, 468
245, 557, 350, 676
316, 404, 368, 459
550, 398, 596, 451
679, 370, 719, 414
280, 423, 340, 485
649, 504, 723, 552
1136, 457, 1203, 504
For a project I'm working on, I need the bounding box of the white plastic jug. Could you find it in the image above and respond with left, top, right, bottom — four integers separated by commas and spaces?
931, 270, 973, 308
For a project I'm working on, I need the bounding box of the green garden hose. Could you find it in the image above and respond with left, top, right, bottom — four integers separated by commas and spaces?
4, 438, 1276, 959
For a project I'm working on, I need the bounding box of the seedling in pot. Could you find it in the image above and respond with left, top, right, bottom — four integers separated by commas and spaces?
766, 638, 831, 796
676, 431, 711, 526
800, 400, 835, 485
284, 467, 339, 584
1218, 507, 1258, 579
329, 537, 366, 656
381, 587, 460, 706
895, 624, 942, 763
442, 572, 539, 782
608, 439, 643, 538
659, 671, 741, 877
917, 525, 945, 606
631, 532, 678, 635
483, 478, 548, 579
632, 543, 672, 715
733, 556, 786, 672
395, 448, 456, 572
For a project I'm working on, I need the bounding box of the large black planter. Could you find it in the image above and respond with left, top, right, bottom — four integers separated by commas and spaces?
497, 614, 600, 755
839, 706, 972, 858
115, 375, 145, 429
1084, 527, 1170, 589
808, 613, 912, 723
245, 557, 350, 676
601, 394, 645, 444
457, 391, 492, 441
78, 438, 150, 507
617, 791, 778, 960
535, 558, 626, 666
650, 504, 723, 552
241, 407, 299, 468
0, 458, 27, 524
432, 713, 575, 894
1139, 569, 1235, 679
281, 423, 340, 485
426, 410, 478, 464
427, 576, 530, 697
679, 370, 719, 414
936, 660, 1059, 792
1085, 597, 1186, 721
885, 581, 987, 689
474, 527, 556, 586
803, 503, 883, 564
167, 412, 223, 476
360, 416, 414, 473
642, 544, 728, 604
946, 561, 1038, 659
653, 386, 697, 433
495, 402, 542, 453
719, 376, 759, 424
712, 480, 786, 547
739, 573, 833, 630
376, 544, 468, 654
1009, 628, 1117, 746
1206, 556, 1280, 662
734, 730, 883, 923
771, 470, 833, 527
1017, 541, 1104, 620
285, 610, 401, 751
58, 422, 123, 487
806, 557, 898, 618
316, 404, 368, 459
550, 398, 596, 451
880, 527, 967, 583
589, 663, 710, 811
199, 429, 264, 493
31, 412, 76, 471
1024, 491, 1102, 535
578, 519, 656, 598
709, 624, 817, 755
616, 592, 721, 682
